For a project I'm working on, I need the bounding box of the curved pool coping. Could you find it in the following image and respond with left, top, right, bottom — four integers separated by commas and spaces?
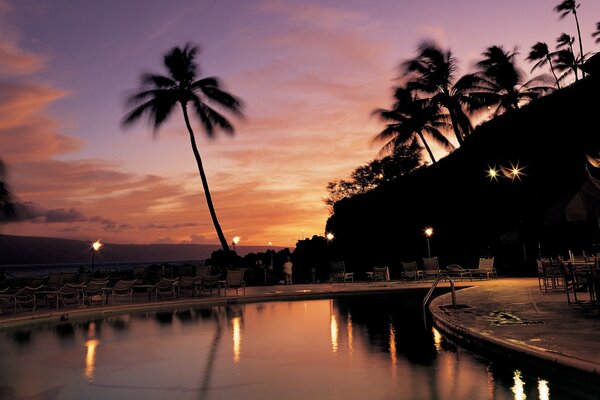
429, 287, 600, 386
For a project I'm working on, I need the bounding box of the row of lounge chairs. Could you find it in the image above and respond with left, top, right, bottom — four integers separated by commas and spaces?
0, 268, 247, 315
329, 258, 496, 285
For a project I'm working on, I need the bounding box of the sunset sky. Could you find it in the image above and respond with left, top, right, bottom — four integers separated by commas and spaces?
1, 0, 599, 248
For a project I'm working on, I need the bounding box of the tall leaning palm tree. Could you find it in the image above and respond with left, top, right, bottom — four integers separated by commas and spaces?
0, 160, 14, 219
401, 41, 473, 145
469, 45, 554, 117
527, 42, 561, 89
122, 44, 243, 251
554, 0, 585, 77
372, 87, 452, 164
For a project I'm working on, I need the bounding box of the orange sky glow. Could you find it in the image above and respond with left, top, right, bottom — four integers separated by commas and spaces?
1, 0, 599, 248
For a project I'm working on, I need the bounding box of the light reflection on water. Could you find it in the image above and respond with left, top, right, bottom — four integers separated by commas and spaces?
0, 294, 597, 400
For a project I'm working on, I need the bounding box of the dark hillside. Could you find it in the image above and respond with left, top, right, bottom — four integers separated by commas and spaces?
326, 73, 600, 276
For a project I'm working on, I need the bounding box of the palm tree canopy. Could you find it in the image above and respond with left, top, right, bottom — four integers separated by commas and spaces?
469, 45, 554, 116
527, 42, 552, 72
557, 33, 575, 49
373, 87, 452, 157
122, 44, 243, 137
593, 22, 600, 43
554, 0, 579, 19
401, 40, 458, 95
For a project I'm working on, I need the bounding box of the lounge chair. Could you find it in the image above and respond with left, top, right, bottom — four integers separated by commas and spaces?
108, 280, 136, 304
0, 285, 44, 313
199, 275, 220, 296
422, 257, 441, 280
194, 265, 212, 279
368, 266, 390, 285
57, 283, 83, 308
178, 276, 202, 297
154, 277, 179, 300
469, 257, 497, 279
82, 279, 109, 306
401, 261, 423, 281
221, 270, 246, 296
444, 264, 472, 281
329, 261, 354, 284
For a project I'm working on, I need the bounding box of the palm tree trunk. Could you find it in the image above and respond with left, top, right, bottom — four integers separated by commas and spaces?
181, 104, 231, 251
417, 131, 436, 164
573, 11, 586, 78
547, 57, 561, 89
569, 43, 579, 81
447, 107, 464, 145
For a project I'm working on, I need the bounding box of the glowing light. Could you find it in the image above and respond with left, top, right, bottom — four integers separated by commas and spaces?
424, 227, 433, 238
346, 312, 354, 357
502, 161, 526, 182
538, 379, 549, 400
232, 316, 242, 363
487, 165, 500, 182
84, 339, 100, 382
326, 232, 334, 241
388, 323, 397, 369
92, 240, 102, 251
232, 236, 241, 245
512, 369, 526, 400
432, 327, 442, 352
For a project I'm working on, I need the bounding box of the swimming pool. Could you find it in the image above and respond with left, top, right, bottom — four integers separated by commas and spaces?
0, 293, 596, 399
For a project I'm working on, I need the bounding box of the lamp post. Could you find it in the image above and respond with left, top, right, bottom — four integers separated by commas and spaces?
91, 240, 102, 273
232, 236, 241, 253
424, 227, 433, 258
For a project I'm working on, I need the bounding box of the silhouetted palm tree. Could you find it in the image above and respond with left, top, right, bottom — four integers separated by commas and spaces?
401, 41, 473, 145
122, 44, 243, 251
469, 45, 554, 117
0, 160, 14, 219
555, 33, 579, 82
373, 87, 452, 164
554, 0, 585, 77
593, 22, 600, 44
527, 42, 561, 89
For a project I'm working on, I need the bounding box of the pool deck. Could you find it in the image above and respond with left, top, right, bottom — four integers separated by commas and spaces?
1, 277, 600, 382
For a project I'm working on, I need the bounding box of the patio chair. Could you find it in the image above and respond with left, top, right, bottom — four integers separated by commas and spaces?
56, 283, 83, 308
46, 272, 62, 290
422, 257, 441, 280
194, 265, 212, 279
221, 270, 246, 296
154, 277, 179, 300
444, 264, 472, 281
368, 266, 390, 285
401, 261, 423, 281
329, 261, 354, 284
178, 276, 202, 297
82, 279, 109, 306
108, 280, 136, 304
469, 257, 497, 279
199, 275, 220, 296
0, 285, 44, 313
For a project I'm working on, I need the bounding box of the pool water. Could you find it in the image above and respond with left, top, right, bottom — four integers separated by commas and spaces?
0, 293, 597, 399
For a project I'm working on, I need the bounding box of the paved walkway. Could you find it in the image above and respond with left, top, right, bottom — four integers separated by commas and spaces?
429, 277, 600, 383
2, 277, 600, 383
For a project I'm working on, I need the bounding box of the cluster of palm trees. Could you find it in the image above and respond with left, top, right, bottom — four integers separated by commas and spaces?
374, 0, 596, 165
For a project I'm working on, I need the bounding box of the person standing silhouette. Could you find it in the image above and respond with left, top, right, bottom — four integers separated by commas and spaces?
283, 256, 293, 285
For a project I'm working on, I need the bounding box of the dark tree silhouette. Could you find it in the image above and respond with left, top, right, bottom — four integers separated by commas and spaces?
0, 160, 14, 219
401, 41, 474, 145
373, 87, 452, 164
468, 45, 554, 117
527, 42, 561, 89
594, 22, 600, 44
122, 44, 243, 251
556, 33, 579, 82
324, 141, 422, 210
554, 0, 586, 77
